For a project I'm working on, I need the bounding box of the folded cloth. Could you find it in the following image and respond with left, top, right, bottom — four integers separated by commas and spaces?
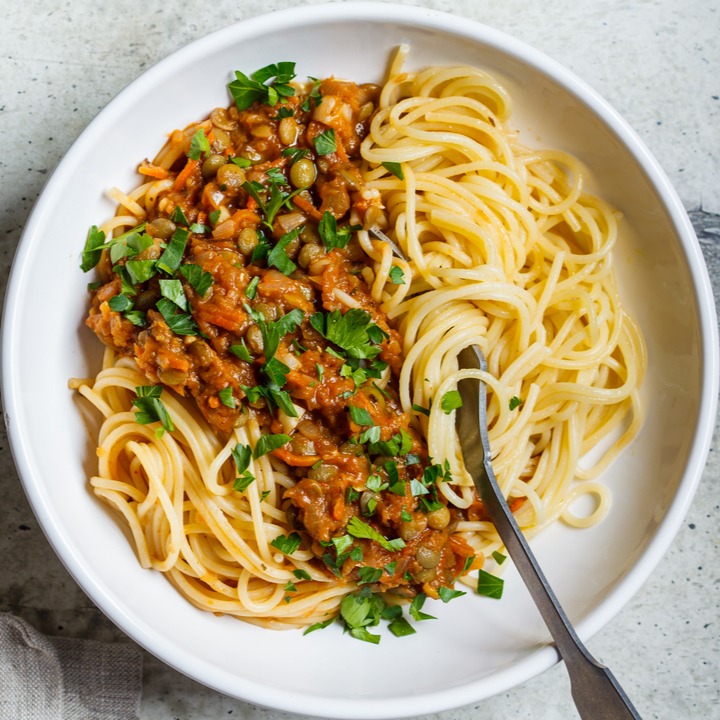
0, 612, 142, 720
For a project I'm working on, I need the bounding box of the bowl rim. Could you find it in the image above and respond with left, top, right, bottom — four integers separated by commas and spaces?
2, 3, 718, 718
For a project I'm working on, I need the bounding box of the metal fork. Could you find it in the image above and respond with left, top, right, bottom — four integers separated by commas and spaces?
455, 344, 643, 720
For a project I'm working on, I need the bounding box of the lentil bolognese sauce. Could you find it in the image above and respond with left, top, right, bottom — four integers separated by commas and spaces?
74, 48, 645, 639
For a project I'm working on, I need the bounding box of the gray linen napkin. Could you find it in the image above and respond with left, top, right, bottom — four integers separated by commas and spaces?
0, 612, 142, 720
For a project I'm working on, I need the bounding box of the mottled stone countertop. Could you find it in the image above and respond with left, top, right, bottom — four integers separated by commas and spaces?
1, 1, 718, 718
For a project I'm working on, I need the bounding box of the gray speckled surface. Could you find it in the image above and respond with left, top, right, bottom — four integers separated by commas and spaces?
1, 2, 719, 718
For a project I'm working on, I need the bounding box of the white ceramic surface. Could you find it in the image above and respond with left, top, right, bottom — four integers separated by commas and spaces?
2, 4, 717, 718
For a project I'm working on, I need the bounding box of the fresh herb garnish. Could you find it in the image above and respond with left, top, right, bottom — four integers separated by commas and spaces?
509, 396, 523, 411
208, 209, 221, 227
477, 569, 504, 599
301, 78, 321, 112
318, 211, 360, 250
441, 390, 463, 414
170, 205, 189, 226
281, 147, 310, 163
180, 264, 213, 297
267, 227, 301, 275
230, 156, 253, 168
80, 225, 107, 272
229, 340, 253, 363
438, 586, 466, 603
228, 63, 297, 111
388, 265, 405, 285
346, 516, 405, 552
187, 129, 210, 160
293, 569, 312, 581
156, 297, 198, 335
253, 433, 291, 459
357, 567, 383, 585
349, 405, 374, 427
159, 278, 189, 311
125, 259, 158, 285
313, 128, 337, 155
310, 308, 382, 360
245, 275, 260, 299
132, 385, 174, 436
108, 294, 133, 312
492, 551, 507, 565
303, 617, 335, 635
157, 227, 189, 275
412, 401, 431, 417
218, 387, 236, 408
408, 593, 436, 622
388, 617, 416, 637
270, 532, 302, 556
381, 162, 404, 180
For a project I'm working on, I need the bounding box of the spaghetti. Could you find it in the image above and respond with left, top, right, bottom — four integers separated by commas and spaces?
72, 47, 645, 632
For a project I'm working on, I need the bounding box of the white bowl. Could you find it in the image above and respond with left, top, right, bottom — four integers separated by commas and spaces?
2, 3, 717, 718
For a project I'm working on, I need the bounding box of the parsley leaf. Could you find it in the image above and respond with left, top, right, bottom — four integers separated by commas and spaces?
476, 570, 504, 599
244, 275, 260, 299
208, 209, 221, 227
80, 225, 107, 272
187, 129, 210, 160
408, 593, 436, 622
509, 396, 523, 411
384, 561, 397, 576
132, 385, 174, 435
273, 106, 294, 120
108, 294, 133, 312
441, 390, 463, 414
125, 259, 158, 285
157, 227, 188, 275
438, 586, 466, 603
380, 605, 402, 621
159, 278, 189, 311
400, 508, 412, 522
170, 205, 189, 226
180, 264, 213, 297
357, 567, 383, 585
346, 516, 405, 553
388, 265, 405, 285
381, 161, 405, 180
318, 211, 360, 250
274, 308, 304, 336
412, 402, 431, 417
301, 79, 321, 112
349, 405, 374, 427
233, 471, 255, 492
281, 147, 309, 163
270, 532, 302, 555
492, 551, 507, 565
156, 297, 198, 335
189, 222, 211, 234
253, 433, 291, 459
124, 310, 146, 326
293, 569, 312, 581
231, 443, 252, 474
229, 340, 253, 363
267, 227, 301, 275
231, 156, 252, 168
389, 617, 416, 637
313, 128, 336, 155
303, 617, 335, 635
310, 308, 381, 360
218, 387, 236, 408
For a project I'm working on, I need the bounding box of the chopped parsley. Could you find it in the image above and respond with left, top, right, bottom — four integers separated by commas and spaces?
408, 593, 436, 622
208, 209, 221, 227
381, 162, 404, 180
476, 569, 504, 599
318, 211, 360, 250
438, 586, 466, 603
229, 340, 253, 363
80, 225, 107, 272
187, 129, 210, 160
125, 259, 157, 285
346, 516, 405, 552
156, 297, 198, 336
267, 227, 301, 275
270, 532, 302, 555
388, 265, 405, 285
157, 227, 188, 275
283, 580, 297, 592
218, 387, 236, 408
281, 147, 309, 163
180, 264, 213, 297
132, 386, 174, 437
388, 617, 416, 637
230, 156, 252, 168
492, 551, 507, 565
253, 433, 291, 459
400, 508, 412, 522
301, 78, 321, 112
228, 62, 297, 111
303, 617, 335, 635
310, 308, 382, 360
349, 405, 374, 427
108, 294, 133, 312
357, 567, 383, 585
313, 128, 336, 155
159, 278, 188, 311
170, 205, 189, 226
293, 569, 312, 581
244, 275, 260, 299
412, 401, 432, 417
440, 390, 463, 414
509, 396, 523, 411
